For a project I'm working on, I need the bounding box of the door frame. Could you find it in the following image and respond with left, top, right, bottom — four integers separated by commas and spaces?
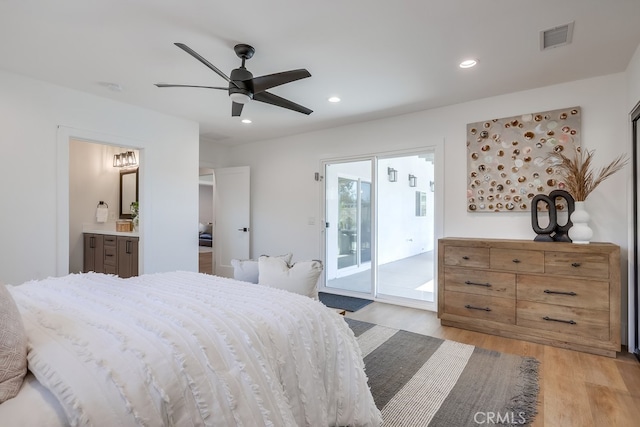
630, 100, 640, 360
56, 126, 145, 277
213, 166, 251, 277
334, 172, 373, 278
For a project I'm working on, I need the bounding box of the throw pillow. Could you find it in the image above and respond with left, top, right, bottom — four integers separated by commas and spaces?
231, 253, 293, 284
0, 284, 28, 403
230, 259, 259, 283
258, 256, 323, 299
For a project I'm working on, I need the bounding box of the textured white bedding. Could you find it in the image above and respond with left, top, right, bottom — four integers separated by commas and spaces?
0, 373, 67, 427
4, 272, 381, 426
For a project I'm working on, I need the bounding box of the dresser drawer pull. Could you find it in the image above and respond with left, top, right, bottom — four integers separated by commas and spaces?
105, 254, 114, 257
465, 304, 492, 312
464, 280, 492, 287
571, 262, 581, 267
543, 316, 576, 325
462, 256, 470, 260
544, 289, 577, 296
512, 259, 521, 263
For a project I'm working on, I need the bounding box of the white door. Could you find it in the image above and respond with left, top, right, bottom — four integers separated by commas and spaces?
214, 166, 250, 277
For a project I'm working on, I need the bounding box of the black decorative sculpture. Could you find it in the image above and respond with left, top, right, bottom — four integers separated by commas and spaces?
531, 190, 575, 242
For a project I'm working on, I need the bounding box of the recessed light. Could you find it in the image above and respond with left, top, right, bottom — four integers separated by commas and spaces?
328, 96, 341, 103
459, 59, 478, 69
241, 119, 252, 124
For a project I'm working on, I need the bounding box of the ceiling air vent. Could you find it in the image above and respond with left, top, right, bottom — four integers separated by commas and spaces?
540, 22, 574, 50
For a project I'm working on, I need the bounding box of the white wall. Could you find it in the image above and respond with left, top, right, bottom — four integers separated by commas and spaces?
199, 184, 214, 227
222, 73, 629, 260
0, 70, 200, 285
214, 72, 630, 337
627, 43, 640, 112
199, 139, 231, 169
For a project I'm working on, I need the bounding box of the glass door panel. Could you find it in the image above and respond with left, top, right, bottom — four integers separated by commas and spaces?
376, 153, 435, 303
338, 177, 358, 269
325, 161, 373, 295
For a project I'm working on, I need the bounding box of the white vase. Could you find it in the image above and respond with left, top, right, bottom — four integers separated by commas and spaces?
569, 201, 593, 244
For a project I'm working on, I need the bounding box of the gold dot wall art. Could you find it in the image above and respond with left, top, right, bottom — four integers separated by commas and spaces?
466, 106, 581, 212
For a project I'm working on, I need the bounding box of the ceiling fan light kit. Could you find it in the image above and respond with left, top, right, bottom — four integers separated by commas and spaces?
156, 42, 313, 117
229, 92, 252, 104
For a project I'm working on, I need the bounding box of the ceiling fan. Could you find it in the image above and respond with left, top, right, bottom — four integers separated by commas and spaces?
155, 43, 313, 117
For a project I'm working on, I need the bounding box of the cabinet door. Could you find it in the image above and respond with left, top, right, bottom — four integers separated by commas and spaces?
117, 237, 139, 278
83, 234, 104, 273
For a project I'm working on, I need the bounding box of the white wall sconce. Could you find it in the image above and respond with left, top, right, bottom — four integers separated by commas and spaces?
388, 167, 398, 182
430, 180, 435, 192
409, 174, 417, 187
113, 151, 137, 168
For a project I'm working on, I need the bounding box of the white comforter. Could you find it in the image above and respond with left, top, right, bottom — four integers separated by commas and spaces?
8, 272, 381, 426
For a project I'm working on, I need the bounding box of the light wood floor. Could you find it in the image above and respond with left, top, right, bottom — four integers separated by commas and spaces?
347, 302, 640, 427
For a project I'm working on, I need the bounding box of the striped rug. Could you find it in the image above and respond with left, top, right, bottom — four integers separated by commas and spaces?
347, 318, 539, 426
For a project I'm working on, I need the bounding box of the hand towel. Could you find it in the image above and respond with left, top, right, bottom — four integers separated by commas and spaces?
96, 206, 109, 223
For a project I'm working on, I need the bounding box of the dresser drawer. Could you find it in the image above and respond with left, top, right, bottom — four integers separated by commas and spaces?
517, 300, 609, 340
443, 291, 515, 324
517, 275, 609, 310
490, 248, 544, 273
545, 251, 609, 279
103, 235, 117, 246
443, 267, 515, 298
104, 245, 117, 266
444, 246, 489, 268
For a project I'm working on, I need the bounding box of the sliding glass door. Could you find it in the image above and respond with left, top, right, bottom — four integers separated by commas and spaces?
322, 150, 436, 306
325, 161, 373, 294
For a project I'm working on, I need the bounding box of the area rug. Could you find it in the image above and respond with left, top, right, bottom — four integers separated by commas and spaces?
318, 292, 373, 312
346, 318, 539, 426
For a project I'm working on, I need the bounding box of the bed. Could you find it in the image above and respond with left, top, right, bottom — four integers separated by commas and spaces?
199, 232, 213, 247
1, 271, 381, 426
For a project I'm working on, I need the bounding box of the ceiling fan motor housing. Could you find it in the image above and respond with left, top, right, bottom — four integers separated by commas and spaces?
229, 67, 254, 99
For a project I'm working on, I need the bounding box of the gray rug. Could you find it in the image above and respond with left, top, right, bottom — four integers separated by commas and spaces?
346, 318, 539, 426
318, 292, 373, 312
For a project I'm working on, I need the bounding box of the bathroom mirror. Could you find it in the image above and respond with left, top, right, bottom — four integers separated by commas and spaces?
120, 168, 138, 219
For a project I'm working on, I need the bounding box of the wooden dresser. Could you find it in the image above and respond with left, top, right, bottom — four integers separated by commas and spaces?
438, 238, 621, 357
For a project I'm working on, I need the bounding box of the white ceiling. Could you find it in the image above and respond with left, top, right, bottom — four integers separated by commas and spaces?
1, 0, 639, 146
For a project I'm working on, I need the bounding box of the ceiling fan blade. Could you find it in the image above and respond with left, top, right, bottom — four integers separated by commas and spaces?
252, 69, 311, 94
174, 43, 239, 88
155, 83, 227, 90
253, 91, 313, 115
232, 102, 244, 117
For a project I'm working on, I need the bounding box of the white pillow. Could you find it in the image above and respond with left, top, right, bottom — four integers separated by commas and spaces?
230, 259, 260, 283
0, 284, 28, 403
258, 256, 323, 299
231, 253, 293, 283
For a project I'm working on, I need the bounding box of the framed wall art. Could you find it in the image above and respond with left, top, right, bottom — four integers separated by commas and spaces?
466, 106, 581, 213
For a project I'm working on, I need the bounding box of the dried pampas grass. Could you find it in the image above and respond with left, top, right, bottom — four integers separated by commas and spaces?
548, 148, 628, 201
